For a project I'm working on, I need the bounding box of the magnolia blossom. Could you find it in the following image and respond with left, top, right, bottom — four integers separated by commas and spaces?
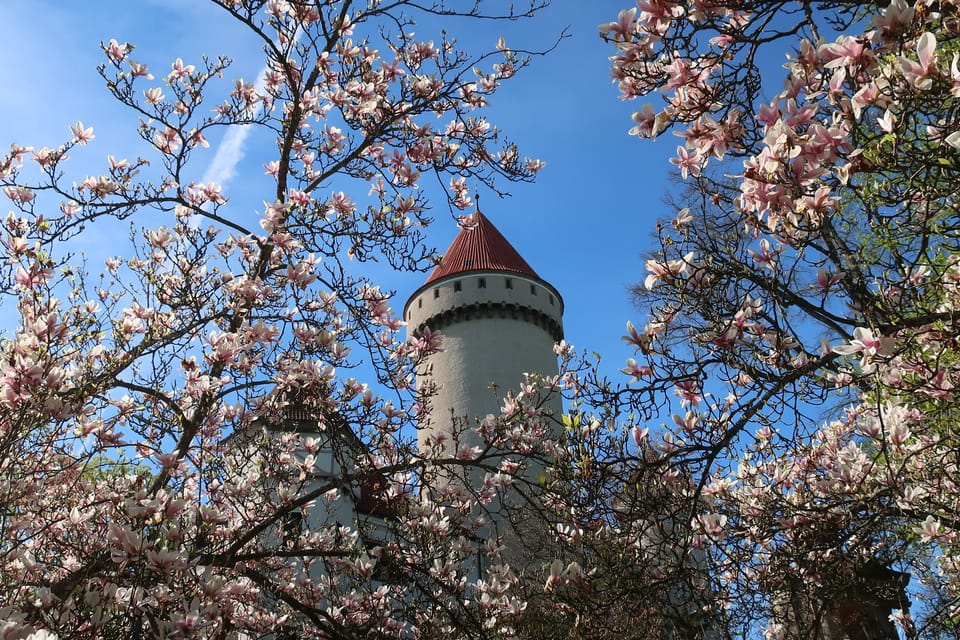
832, 327, 890, 369
169, 57, 195, 80
70, 121, 95, 144
644, 251, 694, 290
144, 86, 164, 104
899, 31, 937, 90
699, 512, 727, 537
670, 145, 702, 179
914, 516, 941, 543
104, 38, 128, 62
620, 357, 652, 382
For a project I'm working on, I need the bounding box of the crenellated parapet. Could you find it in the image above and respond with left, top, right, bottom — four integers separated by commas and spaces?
405, 272, 563, 344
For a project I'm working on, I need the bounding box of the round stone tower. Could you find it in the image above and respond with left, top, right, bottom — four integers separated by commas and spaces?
404, 211, 564, 462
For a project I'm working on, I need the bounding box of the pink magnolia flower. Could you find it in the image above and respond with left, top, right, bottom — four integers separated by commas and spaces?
851, 80, 884, 119
147, 226, 173, 249
888, 419, 911, 447
61, 201, 81, 217
622, 320, 651, 353
565, 561, 585, 587
699, 512, 727, 537
756, 101, 781, 128
749, 238, 781, 270
600, 8, 637, 42
4, 186, 35, 204
629, 104, 668, 139
709, 34, 734, 48
637, 0, 684, 35
672, 207, 693, 228
169, 57, 195, 80
819, 36, 870, 71
14, 263, 53, 289
330, 191, 355, 217
872, 0, 914, 37
832, 327, 891, 368
944, 130, 960, 149
914, 515, 941, 543
525, 157, 546, 173
673, 410, 700, 433
144, 87, 164, 105
32, 147, 56, 167
129, 61, 153, 79
632, 425, 649, 448
456, 445, 482, 460
544, 558, 564, 591
674, 378, 703, 408
877, 109, 896, 133
621, 358, 653, 382
950, 53, 960, 97
644, 251, 694, 290
108, 155, 130, 171
814, 269, 844, 292
899, 32, 937, 90
188, 129, 209, 148
670, 145, 702, 179
764, 622, 786, 640
70, 121, 95, 145
104, 38, 128, 62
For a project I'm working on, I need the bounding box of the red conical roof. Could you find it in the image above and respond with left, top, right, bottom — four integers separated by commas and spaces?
424, 212, 539, 284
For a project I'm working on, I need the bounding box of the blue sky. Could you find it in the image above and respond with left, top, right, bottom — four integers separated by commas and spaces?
0, 1, 680, 382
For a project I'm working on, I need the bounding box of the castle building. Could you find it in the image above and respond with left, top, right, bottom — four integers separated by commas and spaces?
403, 211, 564, 466
229, 212, 565, 637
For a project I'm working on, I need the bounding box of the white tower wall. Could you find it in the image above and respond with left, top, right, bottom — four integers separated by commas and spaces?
405, 272, 563, 458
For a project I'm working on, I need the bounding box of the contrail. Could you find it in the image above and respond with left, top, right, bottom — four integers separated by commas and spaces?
201, 64, 269, 189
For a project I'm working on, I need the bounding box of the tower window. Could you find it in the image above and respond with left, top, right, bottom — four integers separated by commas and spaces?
549, 294, 554, 305
464, 260, 474, 268
454, 281, 462, 292
505, 278, 513, 289
530, 284, 536, 295
418, 299, 422, 309
478, 278, 486, 289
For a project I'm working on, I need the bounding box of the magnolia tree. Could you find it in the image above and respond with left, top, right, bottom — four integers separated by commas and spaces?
0, 1, 575, 638
551, 0, 960, 638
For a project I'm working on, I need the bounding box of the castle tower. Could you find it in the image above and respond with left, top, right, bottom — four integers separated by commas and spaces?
404, 211, 564, 467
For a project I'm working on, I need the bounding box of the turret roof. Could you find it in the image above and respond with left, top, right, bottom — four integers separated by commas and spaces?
423, 211, 539, 284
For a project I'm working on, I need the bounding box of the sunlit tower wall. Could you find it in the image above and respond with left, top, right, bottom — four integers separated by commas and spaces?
403, 212, 564, 494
